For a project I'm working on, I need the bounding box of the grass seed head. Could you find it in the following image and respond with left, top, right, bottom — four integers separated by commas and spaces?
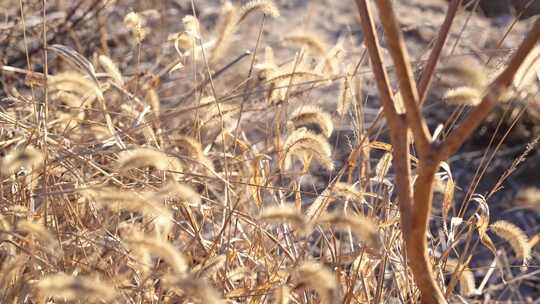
283, 128, 334, 171
154, 181, 202, 207
162, 275, 224, 304
259, 204, 311, 234
516, 187, 540, 211
294, 261, 338, 303
513, 45, 540, 90
444, 259, 476, 297
283, 33, 328, 57
237, 0, 280, 24
317, 212, 381, 250
116, 147, 182, 173
98, 55, 124, 86
444, 86, 483, 106
490, 220, 531, 269
440, 56, 487, 90
124, 12, 148, 42
289, 105, 334, 138
1, 146, 43, 176
127, 236, 188, 274
37, 273, 117, 302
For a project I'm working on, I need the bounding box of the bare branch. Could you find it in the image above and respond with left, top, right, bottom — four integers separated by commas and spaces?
354, 1, 446, 303
354, 0, 414, 212
437, 17, 540, 160
373, 0, 433, 157
418, 0, 463, 105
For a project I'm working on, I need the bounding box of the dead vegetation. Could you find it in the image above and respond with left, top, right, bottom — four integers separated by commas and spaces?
0, 0, 539, 303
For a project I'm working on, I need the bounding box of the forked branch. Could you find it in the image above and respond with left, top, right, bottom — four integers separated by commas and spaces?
371, 0, 432, 158
354, 1, 445, 302
354, 0, 540, 303
354, 0, 413, 217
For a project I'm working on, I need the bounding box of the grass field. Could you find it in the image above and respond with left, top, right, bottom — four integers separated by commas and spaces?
1, 0, 539, 303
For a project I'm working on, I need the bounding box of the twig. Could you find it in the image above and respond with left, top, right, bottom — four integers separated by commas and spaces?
437, 17, 540, 161
372, 0, 433, 158
354, 1, 421, 301
167, 50, 251, 108
417, 0, 463, 105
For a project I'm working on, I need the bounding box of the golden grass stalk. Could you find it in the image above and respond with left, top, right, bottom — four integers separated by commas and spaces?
476, 208, 497, 255
529, 234, 540, 249
37, 273, 116, 302
48, 45, 125, 148
305, 189, 332, 222
53, 91, 87, 126
513, 45, 540, 90
82, 187, 173, 238
0, 256, 27, 293
226, 266, 253, 282
216, 130, 253, 154
199, 96, 238, 125
516, 187, 540, 211
124, 12, 148, 42
374, 151, 393, 178
183, 15, 200, 38
49, 72, 99, 96
337, 76, 351, 116
48, 72, 100, 114
145, 88, 160, 115
211, 1, 237, 64
283, 128, 334, 171
153, 181, 201, 207
294, 261, 337, 303
323, 41, 346, 75
162, 275, 224, 304
17, 220, 60, 253
169, 135, 215, 171
289, 105, 334, 138
191, 254, 226, 278
6, 205, 30, 217
116, 147, 182, 173
283, 33, 328, 57
439, 56, 487, 89
0, 214, 10, 233
259, 204, 310, 234
490, 220, 531, 268
48, 72, 120, 148
167, 15, 202, 61
266, 70, 323, 83
87, 124, 113, 140
444, 259, 476, 297
170, 135, 205, 157
316, 212, 380, 249
98, 55, 124, 86
272, 285, 290, 304
170, 32, 196, 57
441, 177, 455, 226
53, 90, 84, 109
127, 236, 188, 274
1, 146, 43, 176
332, 182, 365, 203
255, 46, 279, 79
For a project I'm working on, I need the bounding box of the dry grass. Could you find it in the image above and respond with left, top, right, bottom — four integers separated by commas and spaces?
0, 0, 539, 303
